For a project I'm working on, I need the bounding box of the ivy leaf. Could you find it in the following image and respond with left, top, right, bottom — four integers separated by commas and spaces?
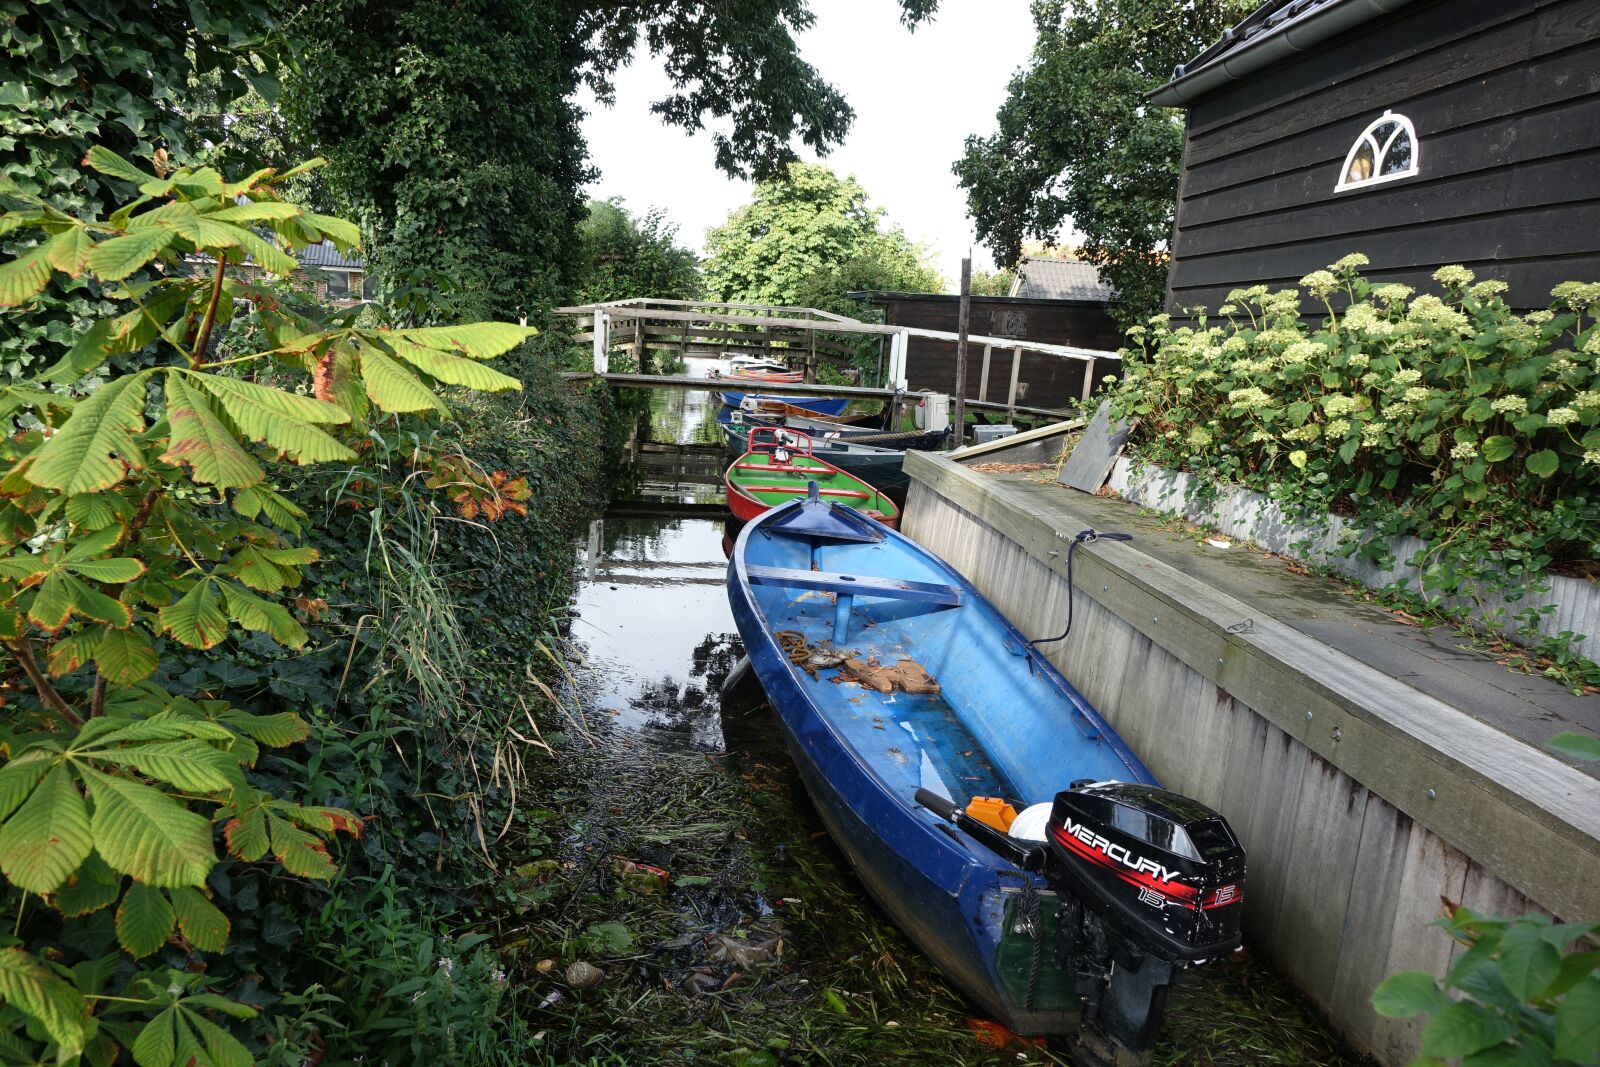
1480, 436, 1515, 463
0, 947, 87, 1058
0, 765, 93, 894
1554, 975, 1600, 1062
398, 323, 537, 359
160, 375, 264, 489
159, 579, 229, 650
115, 881, 175, 958
95, 627, 159, 683
28, 371, 148, 495
268, 814, 336, 879
388, 340, 523, 392
84, 227, 175, 281
81, 766, 216, 887
0, 248, 52, 307
169, 886, 229, 953
1524, 450, 1559, 478
359, 344, 449, 415
131, 1008, 176, 1067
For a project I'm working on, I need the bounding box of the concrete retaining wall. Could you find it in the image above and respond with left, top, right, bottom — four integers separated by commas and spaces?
1106, 458, 1598, 660
902, 452, 1600, 1066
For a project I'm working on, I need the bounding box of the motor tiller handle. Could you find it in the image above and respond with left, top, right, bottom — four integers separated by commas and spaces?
915, 789, 1045, 872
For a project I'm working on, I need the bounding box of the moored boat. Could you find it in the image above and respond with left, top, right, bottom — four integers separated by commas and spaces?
726, 493, 1247, 1066
723, 421, 917, 492
723, 428, 899, 528
714, 389, 851, 417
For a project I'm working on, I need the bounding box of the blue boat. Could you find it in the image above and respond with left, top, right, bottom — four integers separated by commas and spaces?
726, 491, 1246, 1065
714, 389, 850, 417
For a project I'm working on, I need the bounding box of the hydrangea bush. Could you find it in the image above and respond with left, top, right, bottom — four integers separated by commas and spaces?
1107, 256, 1600, 652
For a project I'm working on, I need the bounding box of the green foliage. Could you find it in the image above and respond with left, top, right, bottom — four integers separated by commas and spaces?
955, 0, 1252, 324
0, 0, 280, 381
704, 162, 943, 316
1373, 905, 1600, 1066
1107, 257, 1600, 667
576, 199, 701, 305
969, 268, 1016, 297
285, 0, 937, 322
0, 153, 535, 1063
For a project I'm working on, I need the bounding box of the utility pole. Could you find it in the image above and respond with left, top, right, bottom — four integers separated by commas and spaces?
952, 256, 971, 449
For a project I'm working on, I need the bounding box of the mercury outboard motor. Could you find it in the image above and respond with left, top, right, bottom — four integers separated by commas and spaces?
917, 781, 1245, 1067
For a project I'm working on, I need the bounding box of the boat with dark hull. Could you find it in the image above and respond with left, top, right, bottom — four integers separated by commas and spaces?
726, 493, 1247, 1065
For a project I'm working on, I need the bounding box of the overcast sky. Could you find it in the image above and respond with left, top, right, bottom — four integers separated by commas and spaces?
577, 0, 1039, 291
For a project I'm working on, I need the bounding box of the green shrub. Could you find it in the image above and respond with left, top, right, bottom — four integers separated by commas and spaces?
1109, 256, 1599, 644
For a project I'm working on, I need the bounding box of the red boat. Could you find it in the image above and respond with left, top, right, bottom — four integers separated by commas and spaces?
723, 428, 900, 528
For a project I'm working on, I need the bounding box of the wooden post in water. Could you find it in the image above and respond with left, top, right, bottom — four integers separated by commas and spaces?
951, 257, 971, 449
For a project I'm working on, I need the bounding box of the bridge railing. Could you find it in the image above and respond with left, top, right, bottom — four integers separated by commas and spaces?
554, 298, 1122, 417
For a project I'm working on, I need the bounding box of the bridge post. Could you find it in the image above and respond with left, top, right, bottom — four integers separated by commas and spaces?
887, 329, 909, 391
592, 309, 610, 374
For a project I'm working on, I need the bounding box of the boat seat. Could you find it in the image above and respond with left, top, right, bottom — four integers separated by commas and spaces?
745, 564, 960, 643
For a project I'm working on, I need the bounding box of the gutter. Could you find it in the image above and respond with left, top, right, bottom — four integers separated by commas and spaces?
1147, 0, 1420, 108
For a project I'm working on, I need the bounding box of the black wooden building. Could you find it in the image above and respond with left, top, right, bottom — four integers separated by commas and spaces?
1150, 0, 1600, 314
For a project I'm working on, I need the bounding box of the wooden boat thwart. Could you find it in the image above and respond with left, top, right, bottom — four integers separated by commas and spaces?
724, 428, 899, 528
726, 495, 1247, 1066
723, 422, 915, 492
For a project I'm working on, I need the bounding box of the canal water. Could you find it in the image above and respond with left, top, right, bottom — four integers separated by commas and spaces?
525, 363, 1365, 1066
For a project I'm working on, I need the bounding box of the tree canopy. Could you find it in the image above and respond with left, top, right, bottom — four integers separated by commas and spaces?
286, 0, 940, 323
703, 162, 942, 317
953, 0, 1250, 324
576, 199, 701, 304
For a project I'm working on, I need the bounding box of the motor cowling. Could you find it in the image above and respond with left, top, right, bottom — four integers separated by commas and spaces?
1043, 781, 1245, 964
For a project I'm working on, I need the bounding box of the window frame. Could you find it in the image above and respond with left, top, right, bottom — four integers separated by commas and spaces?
1334, 110, 1420, 193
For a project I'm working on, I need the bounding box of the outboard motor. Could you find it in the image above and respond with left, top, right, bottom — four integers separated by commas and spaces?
917, 782, 1245, 1067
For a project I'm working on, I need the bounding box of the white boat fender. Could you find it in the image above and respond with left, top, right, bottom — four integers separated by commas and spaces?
1008, 802, 1054, 842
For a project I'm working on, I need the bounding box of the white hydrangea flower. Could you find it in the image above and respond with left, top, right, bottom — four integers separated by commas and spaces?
1584, 449, 1600, 465
1526, 310, 1555, 325
1361, 421, 1387, 444
1552, 282, 1600, 309
1407, 295, 1469, 333
1545, 407, 1578, 426
1373, 284, 1414, 305
1490, 395, 1528, 415
1393, 368, 1423, 385
1450, 441, 1479, 460
1470, 279, 1509, 299
1575, 390, 1600, 411
1346, 352, 1371, 367
1432, 265, 1476, 288
1218, 304, 1238, 315
1327, 419, 1351, 437
1324, 395, 1362, 416
1188, 426, 1213, 448
1283, 424, 1321, 442
1403, 387, 1432, 403
1332, 253, 1370, 271
1300, 270, 1338, 297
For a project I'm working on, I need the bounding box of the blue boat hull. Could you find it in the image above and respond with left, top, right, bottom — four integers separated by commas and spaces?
716, 390, 850, 417
727, 500, 1158, 1034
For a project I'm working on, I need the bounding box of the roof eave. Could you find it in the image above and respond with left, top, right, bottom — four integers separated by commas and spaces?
1147, 0, 1420, 108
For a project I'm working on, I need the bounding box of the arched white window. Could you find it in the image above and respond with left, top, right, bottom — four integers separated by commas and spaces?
1335, 111, 1419, 192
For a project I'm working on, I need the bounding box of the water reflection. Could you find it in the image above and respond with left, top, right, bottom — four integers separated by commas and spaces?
568, 362, 744, 748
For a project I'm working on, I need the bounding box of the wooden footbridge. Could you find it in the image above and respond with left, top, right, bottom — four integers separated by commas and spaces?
555, 298, 1121, 422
